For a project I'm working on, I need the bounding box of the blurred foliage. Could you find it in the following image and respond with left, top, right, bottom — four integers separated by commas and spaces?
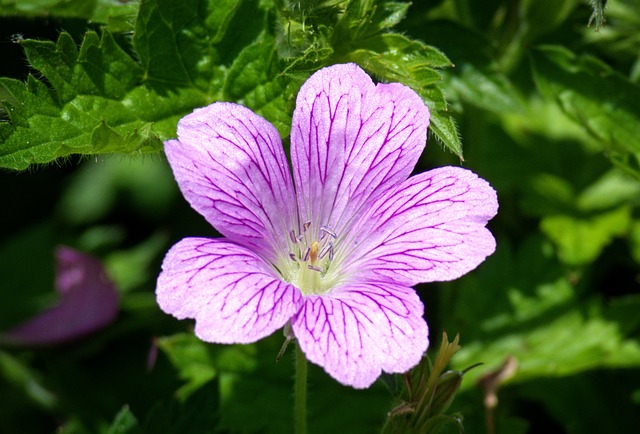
1, 0, 640, 433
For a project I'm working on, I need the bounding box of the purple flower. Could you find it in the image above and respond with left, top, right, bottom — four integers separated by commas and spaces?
157, 63, 498, 388
3, 246, 119, 346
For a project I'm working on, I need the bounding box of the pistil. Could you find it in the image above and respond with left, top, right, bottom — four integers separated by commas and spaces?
284, 222, 337, 295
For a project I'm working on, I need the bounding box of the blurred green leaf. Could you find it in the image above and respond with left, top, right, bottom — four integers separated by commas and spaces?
631, 220, 640, 264
531, 45, 640, 177
105, 406, 139, 434
587, 0, 609, 29
577, 169, 640, 211
535, 170, 634, 265
105, 232, 168, 292
58, 156, 177, 225
0, 0, 139, 31
445, 236, 640, 387
143, 379, 220, 434
0, 350, 57, 410
157, 333, 257, 401
0, 224, 56, 329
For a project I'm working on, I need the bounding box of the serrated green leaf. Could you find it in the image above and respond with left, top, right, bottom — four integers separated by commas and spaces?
429, 111, 463, 158
339, 32, 462, 157
340, 0, 411, 38
224, 35, 302, 136
531, 45, 640, 175
21, 32, 79, 105
0, 0, 260, 169
134, 0, 239, 89
0, 0, 139, 32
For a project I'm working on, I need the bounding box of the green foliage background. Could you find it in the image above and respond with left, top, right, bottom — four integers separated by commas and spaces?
1, 0, 639, 433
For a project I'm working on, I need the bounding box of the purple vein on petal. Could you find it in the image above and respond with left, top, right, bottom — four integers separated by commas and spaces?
338, 166, 498, 285
157, 238, 302, 344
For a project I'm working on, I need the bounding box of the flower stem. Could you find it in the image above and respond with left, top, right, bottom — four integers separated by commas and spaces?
294, 343, 308, 434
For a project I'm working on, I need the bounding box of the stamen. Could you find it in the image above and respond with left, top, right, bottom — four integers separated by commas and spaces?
302, 246, 311, 262
320, 226, 337, 239
302, 221, 311, 232
318, 242, 333, 260
289, 230, 297, 244
307, 265, 322, 272
309, 241, 319, 263
289, 252, 297, 261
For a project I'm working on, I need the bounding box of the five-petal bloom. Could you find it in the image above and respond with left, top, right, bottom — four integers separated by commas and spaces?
157, 63, 498, 388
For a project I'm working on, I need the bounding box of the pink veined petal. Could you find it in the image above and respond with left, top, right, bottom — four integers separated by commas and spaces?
290, 63, 429, 236
2, 246, 119, 347
157, 237, 302, 344
165, 103, 296, 261
341, 166, 498, 286
291, 282, 428, 388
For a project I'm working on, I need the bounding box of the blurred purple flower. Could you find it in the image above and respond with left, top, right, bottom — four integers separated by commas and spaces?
3, 246, 119, 346
157, 63, 498, 388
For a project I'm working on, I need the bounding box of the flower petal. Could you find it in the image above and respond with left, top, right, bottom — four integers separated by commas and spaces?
3, 247, 119, 347
165, 103, 296, 261
290, 63, 429, 235
342, 166, 498, 285
291, 282, 428, 388
157, 237, 302, 344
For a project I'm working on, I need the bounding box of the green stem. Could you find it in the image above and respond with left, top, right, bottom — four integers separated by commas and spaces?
294, 343, 308, 434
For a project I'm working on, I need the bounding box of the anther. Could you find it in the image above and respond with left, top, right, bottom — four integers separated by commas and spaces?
302, 246, 311, 262
320, 226, 337, 239
289, 252, 297, 261
307, 265, 322, 272
302, 221, 311, 232
289, 230, 297, 244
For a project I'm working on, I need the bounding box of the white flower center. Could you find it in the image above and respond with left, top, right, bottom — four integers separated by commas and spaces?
280, 222, 339, 295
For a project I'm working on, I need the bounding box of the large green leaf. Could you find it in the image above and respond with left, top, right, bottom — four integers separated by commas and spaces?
223, 35, 302, 137
531, 45, 640, 177
443, 235, 640, 387
0, 0, 260, 169
0, 0, 139, 31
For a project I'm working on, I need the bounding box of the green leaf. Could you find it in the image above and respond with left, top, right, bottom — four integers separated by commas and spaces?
342, 32, 462, 158
449, 63, 524, 114
157, 333, 257, 401
224, 35, 302, 137
0, 350, 57, 410
429, 111, 462, 158
0, 31, 166, 169
105, 406, 139, 434
576, 169, 640, 211
134, 0, 239, 90
143, 379, 221, 434
531, 45, 640, 176
588, 0, 609, 29
0, 0, 282, 169
0, 0, 139, 32
445, 236, 640, 388
540, 206, 631, 265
